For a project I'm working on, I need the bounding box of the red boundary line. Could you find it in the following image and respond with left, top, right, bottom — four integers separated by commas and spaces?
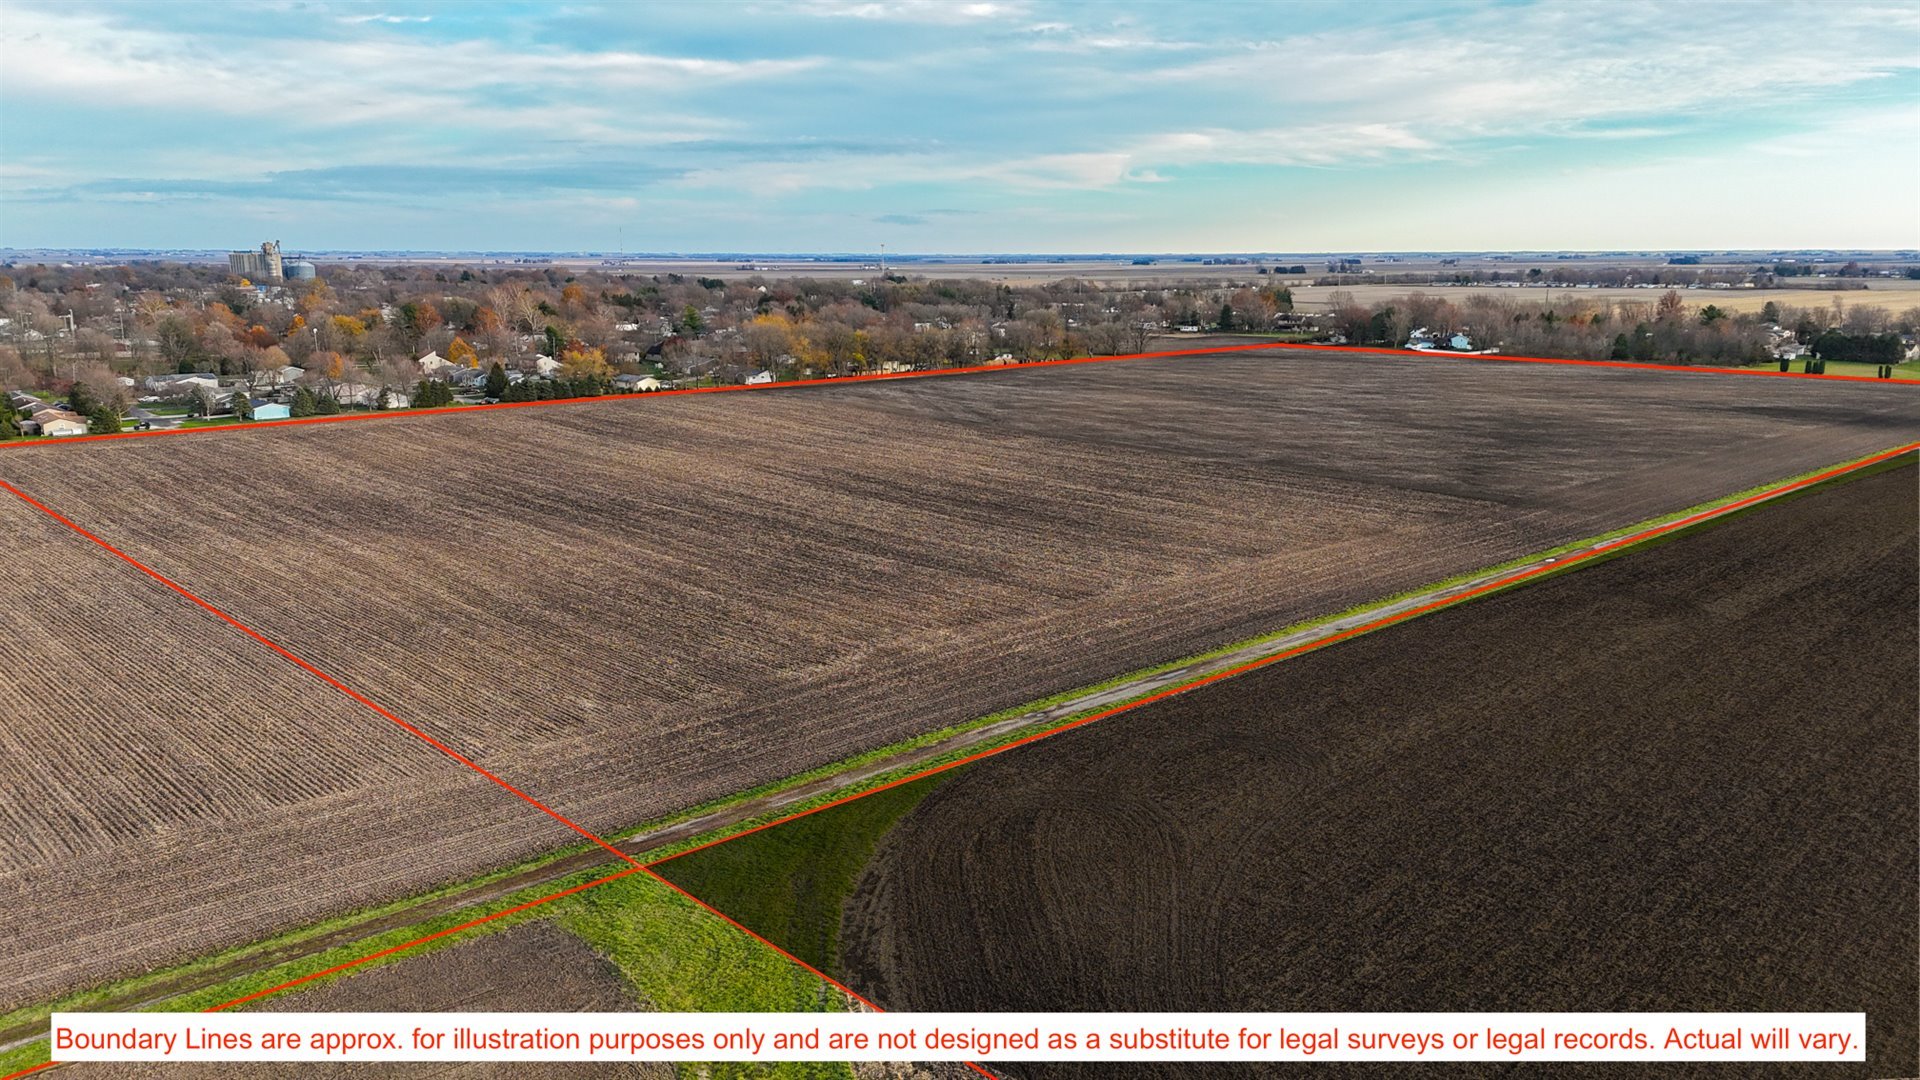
4, 440, 1910, 1080
647, 440, 1920, 870
0, 480, 989, 1077
210, 866, 650, 1012
2, 340, 1911, 454
0, 477, 638, 871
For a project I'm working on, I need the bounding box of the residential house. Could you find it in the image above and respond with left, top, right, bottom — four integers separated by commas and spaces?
259, 365, 305, 388
415, 351, 454, 375
145, 373, 220, 396
32, 408, 89, 437
613, 374, 663, 392
745, 370, 775, 385
253, 402, 292, 421
530, 354, 563, 377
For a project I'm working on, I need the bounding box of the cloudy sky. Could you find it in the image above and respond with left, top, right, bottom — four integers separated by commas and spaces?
2, 0, 1917, 253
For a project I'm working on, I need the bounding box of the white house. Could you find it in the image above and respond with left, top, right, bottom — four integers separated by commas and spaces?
32, 409, 88, 437
530, 354, 563, 377
614, 374, 663, 392
415, 350, 454, 375
745, 370, 775, 385
321, 381, 386, 408
146, 373, 220, 395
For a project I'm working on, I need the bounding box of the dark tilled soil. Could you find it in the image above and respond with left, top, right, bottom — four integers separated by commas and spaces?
842, 462, 1920, 1080
4, 348, 1916, 1005
62, 921, 669, 1079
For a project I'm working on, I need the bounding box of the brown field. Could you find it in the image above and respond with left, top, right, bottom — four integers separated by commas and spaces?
840, 462, 1919, 1079
1287, 278, 1920, 316
0, 492, 580, 1009
64, 921, 667, 1079
2, 348, 1917, 1007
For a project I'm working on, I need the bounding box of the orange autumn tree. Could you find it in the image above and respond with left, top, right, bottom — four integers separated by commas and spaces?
446, 337, 478, 368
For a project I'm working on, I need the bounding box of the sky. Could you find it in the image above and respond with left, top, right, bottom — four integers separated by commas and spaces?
1, 0, 1917, 254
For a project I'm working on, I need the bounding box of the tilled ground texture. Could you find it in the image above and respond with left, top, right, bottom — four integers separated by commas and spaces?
841, 461, 1919, 1079
62, 921, 668, 1079
2, 349, 1916, 1006
0, 494, 576, 1009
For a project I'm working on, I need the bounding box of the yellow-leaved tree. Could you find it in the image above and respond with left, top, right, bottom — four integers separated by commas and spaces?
560, 344, 611, 380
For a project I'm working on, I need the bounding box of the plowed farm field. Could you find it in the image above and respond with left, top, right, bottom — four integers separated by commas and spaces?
63, 921, 669, 1080
2, 348, 1917, 1008
839, 460, 1920, 1080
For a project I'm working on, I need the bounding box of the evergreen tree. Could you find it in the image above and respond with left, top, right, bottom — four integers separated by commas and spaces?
290, 386, 318, 417
315, 389, 342, 415
543, 325, 566, 358
86, 404, 120, 435
411, 378, 454, 407
0, 396, 18, 440
1610, 334, 1632, 360
68, 381, 95, 415
1218, 303, 1234, 331
231, 392, 254, 421
485, 362, 509, 399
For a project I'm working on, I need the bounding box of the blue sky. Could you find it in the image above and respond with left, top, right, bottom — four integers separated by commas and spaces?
2, 0, 1917, 253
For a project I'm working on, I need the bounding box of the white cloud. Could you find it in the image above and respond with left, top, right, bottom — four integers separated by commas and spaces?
784, 0, 1026, 22
338, 12, 432, 24
0, 4, 813, 146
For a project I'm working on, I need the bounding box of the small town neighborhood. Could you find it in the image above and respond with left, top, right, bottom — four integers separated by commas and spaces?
7, 350, 669, 436
4, 248, 1918, 439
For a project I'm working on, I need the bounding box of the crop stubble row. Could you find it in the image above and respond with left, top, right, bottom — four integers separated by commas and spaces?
1, 348, 1916, 1005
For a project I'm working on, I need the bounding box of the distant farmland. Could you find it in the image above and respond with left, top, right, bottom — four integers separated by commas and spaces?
1287, 277, 1920, 316
2, 348, 1917, 1007
835, 461, 1918, 1080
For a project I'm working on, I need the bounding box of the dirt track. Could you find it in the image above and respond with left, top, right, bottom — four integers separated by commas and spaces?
3, 348, 1917, 1007
842, 461, 1919, 1079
